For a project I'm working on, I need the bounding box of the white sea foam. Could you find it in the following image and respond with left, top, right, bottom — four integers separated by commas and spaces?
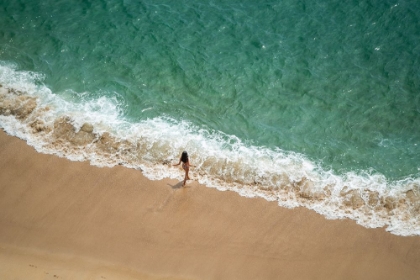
1, 63, 420, 236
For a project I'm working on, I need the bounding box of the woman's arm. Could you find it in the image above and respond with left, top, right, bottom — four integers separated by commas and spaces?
173, 157, 181, 166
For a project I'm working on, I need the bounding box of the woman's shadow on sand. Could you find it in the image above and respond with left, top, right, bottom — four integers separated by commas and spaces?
167, 181, 190, 189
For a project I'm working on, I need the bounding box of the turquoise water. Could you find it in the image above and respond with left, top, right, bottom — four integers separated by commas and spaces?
1, 0, 420, 235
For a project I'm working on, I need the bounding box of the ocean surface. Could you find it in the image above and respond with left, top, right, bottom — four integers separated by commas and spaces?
0, 0, 419, 235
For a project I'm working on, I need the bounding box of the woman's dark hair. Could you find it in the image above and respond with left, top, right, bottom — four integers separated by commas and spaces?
181, 151, 188, 163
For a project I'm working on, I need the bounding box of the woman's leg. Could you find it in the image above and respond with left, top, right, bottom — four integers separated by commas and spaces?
183, 167, 189, 186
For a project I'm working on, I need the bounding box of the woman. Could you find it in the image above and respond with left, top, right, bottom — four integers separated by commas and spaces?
173, 151, 193, 186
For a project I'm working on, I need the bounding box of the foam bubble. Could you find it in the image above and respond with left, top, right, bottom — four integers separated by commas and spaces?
1, 64, 420, 236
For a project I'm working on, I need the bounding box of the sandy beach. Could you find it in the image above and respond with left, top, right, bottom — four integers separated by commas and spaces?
0, 129, 420, 280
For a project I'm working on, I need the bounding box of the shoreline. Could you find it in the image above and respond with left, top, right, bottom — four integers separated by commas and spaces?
1, 129, 420, 279
1, 81, 420, 236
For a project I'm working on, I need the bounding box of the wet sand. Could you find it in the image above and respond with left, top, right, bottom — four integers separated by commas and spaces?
1, 129, 420, 280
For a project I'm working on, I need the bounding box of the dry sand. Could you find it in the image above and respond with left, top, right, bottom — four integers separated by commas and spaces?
0, 129, 420, 280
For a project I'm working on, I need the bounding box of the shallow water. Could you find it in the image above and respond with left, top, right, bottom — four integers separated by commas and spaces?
1, 0, 420, 235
